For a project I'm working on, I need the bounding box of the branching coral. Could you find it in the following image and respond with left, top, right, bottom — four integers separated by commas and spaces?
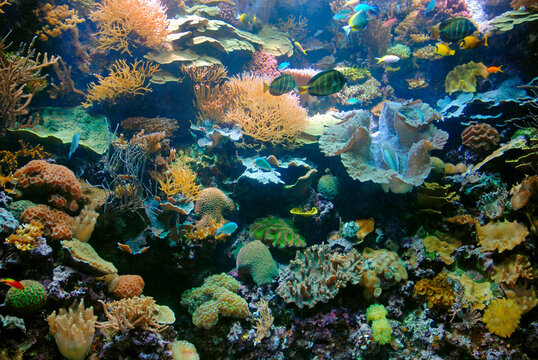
193, 83, 233, 123
90, 0, 169, 55
121, 116, 179, 136
253, 299, 273, 345
276, 15, 308, 40
158, 161, 200, 201
83, 59, 159, 108
182, 64, 228, 85
5, 220, 43, 251
36, 3, 85, 41
413, 44, 442, 60
224, 74, 307, 148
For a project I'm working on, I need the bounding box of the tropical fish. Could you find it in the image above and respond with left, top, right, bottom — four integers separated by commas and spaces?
354, 3, 378, 14
424, 0, 436, 14
333, 13, 348, 21
375, 55, 400, 64
432, 17, 477, 42
460, 35, 488, 49
278, 62, 290, 70
344, 0, 361, 6
487, 65, 503, 73
347, 98, 361, 105
254, 157, 272, 170
238, 13, 257, 26
298, 69, 347, 96
215, 222, 238, 237
117, 242, 150, 255
68, 132, 80, 160
382, 18, 397, 27
294, 41, 307, 55
381, 142, 399, 172
263, 74, 297, 96
343, 10, 369, 35
435, 43, 455, 56
1, 278, 25, 290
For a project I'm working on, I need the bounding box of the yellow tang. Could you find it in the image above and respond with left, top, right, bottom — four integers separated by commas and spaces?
435, 43, 455, 56
460, 35, 488, 50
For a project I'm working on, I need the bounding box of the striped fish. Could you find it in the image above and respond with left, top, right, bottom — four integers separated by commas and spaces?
263, 74, 297, 96
298, 69, 347, 96
433, 18, 477, 43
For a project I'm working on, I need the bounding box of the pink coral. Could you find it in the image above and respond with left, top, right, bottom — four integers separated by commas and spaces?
246, 51, 280, 79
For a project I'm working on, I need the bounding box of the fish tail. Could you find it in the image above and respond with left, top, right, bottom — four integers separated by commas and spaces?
343, 25, 351, 36
431, 25, 439, 39
302, 50, 307, 55
375, 57, 382, 64
298, 86, 309, 95
484, 35, 488, 47
449, 49, 455, 56
263, 82, 269, 93
498, 65, 503, 72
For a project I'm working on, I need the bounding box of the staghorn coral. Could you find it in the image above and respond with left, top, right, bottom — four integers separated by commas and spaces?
476, 220, 529, 253
277, 244, 363, 309
180, 273, 250, 329
362, 248, 408, 298
461, 123, 500, 151
47, 300, 97, 360
414, 272, 456, 308
158, 161, 201, 201
5, 220, 44, 251
14, 160, 82, 212
90, 0, 169, 55
96, 296, 168, 338
194, 187, 234, 222
275, 15, 308, 40
36, 3, 85, 41
249, 215, 306, 248
482, 298, 522, 338
21, 205, 74, 241
224, 74, 307, 148
491, 254, 537, 286
83, 59, 159, 108
445, 61, 490, 95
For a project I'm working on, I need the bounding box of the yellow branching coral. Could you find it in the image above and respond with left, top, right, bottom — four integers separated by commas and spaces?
83, 59, 159, 108
36, 3, 85, 41
482, 298, 522, 338
90, 0, 169, 55
5, 220, 44, 251
158, 161, 201, 201
225, 74, 307, 148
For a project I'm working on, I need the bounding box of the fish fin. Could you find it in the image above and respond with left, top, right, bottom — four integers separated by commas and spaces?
263, 82, 269, 93
449, 49, 455, 56
484, 35, 488, 47
302, 50, 307, 55
298, 86, 309, 95
343, 25, 351, 36
431, 25, 439, 39
375, 57, 382, 64
459, 40, 465, 48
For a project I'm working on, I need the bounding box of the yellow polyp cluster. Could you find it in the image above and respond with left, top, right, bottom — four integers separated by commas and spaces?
414, 272, 456, 308
6, 220, 44, 251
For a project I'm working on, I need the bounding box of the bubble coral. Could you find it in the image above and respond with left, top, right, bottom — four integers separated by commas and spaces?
236, 240, 278, 285
194, 187, 235, 222
461, 123, 500, 151
476, 220, 529, 253
366, 304, 392, 345
249, 215, 306, 248
21, 204, 74, 241
482, 298, 522, 338
14, 160, 82, 212
414, 272, 456, 308
5, 280, 47, 315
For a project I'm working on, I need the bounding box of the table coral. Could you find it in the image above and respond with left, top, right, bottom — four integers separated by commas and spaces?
180, 273, 250, 329
414, 272, 456, 308
236, 240, 278, 285
482, 298, 522, 338
362, 248, 408, 298
21, 204, 74, 241
277, 244, 363, 308
476, 220, 529, 253
194, 187, 235, 222
445, 61, 490, 95
249, 215, 306, 248
14, 160, 82, 212
461, 123, 500, 151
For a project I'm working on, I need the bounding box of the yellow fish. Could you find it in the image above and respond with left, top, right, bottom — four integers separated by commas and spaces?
294, 41, 307, 55
460, 35, 488, 49
435, 43, 455, 56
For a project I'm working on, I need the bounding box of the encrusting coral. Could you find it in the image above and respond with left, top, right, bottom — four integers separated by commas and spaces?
21, 204, 74, 241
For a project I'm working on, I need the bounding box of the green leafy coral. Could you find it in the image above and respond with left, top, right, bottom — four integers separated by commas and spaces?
249, 215, 306, 248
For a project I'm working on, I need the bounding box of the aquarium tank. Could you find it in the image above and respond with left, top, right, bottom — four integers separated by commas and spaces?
0, 0, 538, 358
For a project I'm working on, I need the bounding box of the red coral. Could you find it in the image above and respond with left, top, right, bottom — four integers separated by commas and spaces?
21, 204, 74, 240
194, 187, 235, 222
14, 160, 82, 211
246, 51, 280, 79
461, 123, 500, 151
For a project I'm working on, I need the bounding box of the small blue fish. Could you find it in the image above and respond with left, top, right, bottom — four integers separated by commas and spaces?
417, 109, 425, 123
381, 142, 399, 172
68, 132, 80, 160
347, 98, 361, 105
424, 0, 436, 14
254, 157, 272, 170
333, 14, 348, 21
354, 3, 379, 15
278, 62, 290, 70
215, 222, 238, 237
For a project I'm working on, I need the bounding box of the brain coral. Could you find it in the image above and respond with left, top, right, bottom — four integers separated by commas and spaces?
109, 274, 145, 298
236, 240, 279, 285
461, 123, 500, 151
21, 204, 74, 240
475, 220, 529, 253
482, 298, 522, 338
249, 215, 306, 248
317, 174, 341, 200
277, 244, 363, 308
5, 280, 47, 315
194, 187, 235, 222
14, 160, 82, 211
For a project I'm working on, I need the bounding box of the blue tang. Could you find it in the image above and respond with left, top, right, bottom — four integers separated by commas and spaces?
424, 0, 436, 14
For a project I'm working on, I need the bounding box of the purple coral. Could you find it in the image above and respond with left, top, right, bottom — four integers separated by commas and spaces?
246, 51, 280, 79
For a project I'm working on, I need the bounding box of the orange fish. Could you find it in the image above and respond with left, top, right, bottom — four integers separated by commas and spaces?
1, 278, 26, 290
487, 65, 503, 73
382, 18, 397, 27
117, 243, 150, 255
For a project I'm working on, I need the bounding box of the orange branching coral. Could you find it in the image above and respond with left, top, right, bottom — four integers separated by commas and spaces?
5, 220, 44, 251
21, 204, 74, 241
182, 64, 228, 86
394, 10, 421, 43
90, 0, 169, 55
491, 254, 537, 286
194, 83, 233, 123
184, 216, 228, 242
36, 3, 85, 41
83, 59, 159, 108
414, 272, 456, 308
158, 161, 201, 201
276, 15, 308, 40
225, 74, 307, 148
482, 298, 522, 338
0, 140, 52, 176
0, 1, 11, 14
130, 130, 167, 154
476, 220, 529, 253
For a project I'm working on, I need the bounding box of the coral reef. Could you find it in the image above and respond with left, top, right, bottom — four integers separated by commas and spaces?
236, 240, 278, 285
249, 215, 306, 248
461, 123, 501, 151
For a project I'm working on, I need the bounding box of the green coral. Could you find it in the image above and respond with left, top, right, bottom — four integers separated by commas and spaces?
236, 240, 278, 285
366, 304, 392, 345
180, 273, 250, 329
317, 174, 341, 200
386, 43, 411, 60
8, 200, 36, 220
5, 280, 47, 315
249, 215, 306, 248
335, 66, 371, 83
